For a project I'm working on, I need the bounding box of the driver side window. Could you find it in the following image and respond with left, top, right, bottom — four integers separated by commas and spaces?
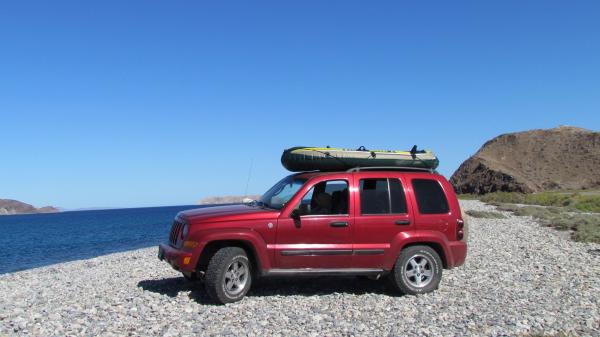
295, 180, 349, 216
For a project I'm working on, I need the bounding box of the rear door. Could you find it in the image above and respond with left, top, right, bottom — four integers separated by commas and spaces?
352, 172, 414, 268
275, 174, 354, 269
407, 175, 454, 236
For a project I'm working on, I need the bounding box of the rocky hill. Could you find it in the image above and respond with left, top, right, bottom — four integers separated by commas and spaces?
198, 195, 262, 205
0, 199, 59, 215
450, 126, 600, 194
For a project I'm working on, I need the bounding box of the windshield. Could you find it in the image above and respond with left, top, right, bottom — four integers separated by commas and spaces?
259, 176, 307, 210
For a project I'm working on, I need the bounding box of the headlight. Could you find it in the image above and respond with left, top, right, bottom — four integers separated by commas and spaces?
180, 223, 189, 240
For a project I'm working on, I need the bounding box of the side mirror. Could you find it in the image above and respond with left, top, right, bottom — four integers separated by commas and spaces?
290, 209, 302, 228
290, 209, 301, 220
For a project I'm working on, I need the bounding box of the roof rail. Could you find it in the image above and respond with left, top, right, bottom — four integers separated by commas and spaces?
346, 166, 434, 173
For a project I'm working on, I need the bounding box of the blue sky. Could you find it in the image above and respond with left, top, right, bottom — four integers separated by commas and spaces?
1, 1, 599, 209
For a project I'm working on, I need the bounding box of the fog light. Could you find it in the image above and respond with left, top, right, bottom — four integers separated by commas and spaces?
183, 257, 191, 265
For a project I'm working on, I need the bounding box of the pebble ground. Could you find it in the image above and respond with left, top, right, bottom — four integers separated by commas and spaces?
1, 200, 599, 336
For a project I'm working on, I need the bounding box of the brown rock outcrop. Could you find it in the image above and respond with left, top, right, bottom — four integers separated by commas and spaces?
450, 126, 600, 194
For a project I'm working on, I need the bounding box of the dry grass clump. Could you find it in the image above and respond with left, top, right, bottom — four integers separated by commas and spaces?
459, 190, 600, 213
465, 210, 506, 219
493, 203, 600, 243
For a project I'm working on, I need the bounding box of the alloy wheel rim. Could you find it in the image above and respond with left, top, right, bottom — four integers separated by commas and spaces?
404, 254, 434, 288
224, 260, 248, 295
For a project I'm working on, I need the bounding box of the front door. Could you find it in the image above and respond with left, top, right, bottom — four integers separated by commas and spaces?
275, 177, 354, 269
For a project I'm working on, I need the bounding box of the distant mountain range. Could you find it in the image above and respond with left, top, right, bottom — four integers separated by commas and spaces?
198, 195, 261, 205
0, 199, 59, 215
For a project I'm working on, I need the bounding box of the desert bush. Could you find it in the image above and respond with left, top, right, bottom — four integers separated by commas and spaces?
479, 192, 526, 204
573, 217, 600, 243
493, 203, 520, 212
571, 194, 600, 213
465, 210, 506, 219
524, 192, 572, 207
493, 203, 600, 243
456, 194, 480, 200
469, 190, 600, 213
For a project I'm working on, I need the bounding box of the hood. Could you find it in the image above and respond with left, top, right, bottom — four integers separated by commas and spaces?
179, 204, 280, 224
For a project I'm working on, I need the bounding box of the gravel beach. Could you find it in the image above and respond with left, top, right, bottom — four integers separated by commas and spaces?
1, 200, 599, 337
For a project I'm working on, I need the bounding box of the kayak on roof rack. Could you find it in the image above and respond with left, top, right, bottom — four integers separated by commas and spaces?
281, 145, 439, 172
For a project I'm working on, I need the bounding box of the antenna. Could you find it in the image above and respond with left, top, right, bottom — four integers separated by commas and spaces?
243, 158, 254, 197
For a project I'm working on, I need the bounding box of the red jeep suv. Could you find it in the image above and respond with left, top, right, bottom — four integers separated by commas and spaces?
158, 167, 467, 304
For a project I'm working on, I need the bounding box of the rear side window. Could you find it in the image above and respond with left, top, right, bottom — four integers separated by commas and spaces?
412, 179, 449, 214
360, 178, 407, 214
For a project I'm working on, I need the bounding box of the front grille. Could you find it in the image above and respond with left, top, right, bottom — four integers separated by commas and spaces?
169, 218, 185, 246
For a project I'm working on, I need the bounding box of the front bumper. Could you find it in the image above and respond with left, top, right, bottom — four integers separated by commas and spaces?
158, 243, 195, 272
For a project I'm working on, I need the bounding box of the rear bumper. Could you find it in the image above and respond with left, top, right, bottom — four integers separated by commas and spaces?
447, 241, 467, 268
158, 243, 195, 272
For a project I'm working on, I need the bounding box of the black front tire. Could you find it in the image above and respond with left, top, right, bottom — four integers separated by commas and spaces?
204, 247, 252, 304
388, 245, 442, 295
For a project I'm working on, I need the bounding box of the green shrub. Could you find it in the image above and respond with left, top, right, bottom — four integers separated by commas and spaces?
573, 218, 600, 243
524, 192, 573, 207
465, 210, 506, 219
493, 203, 520, 212
493, 203, 600, 243
512, 206, 549, 218
456, 194, 480, 200
459, 189, 600, 243
470, 190, 600, 213
480, 192, 526, 204
571, 194, 600, 213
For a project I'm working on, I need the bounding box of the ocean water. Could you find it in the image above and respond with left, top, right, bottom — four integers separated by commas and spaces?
0, 205, 204, 274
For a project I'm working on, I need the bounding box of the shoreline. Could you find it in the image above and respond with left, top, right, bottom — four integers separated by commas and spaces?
1, 200, 599, 336
0, 246, 160, 276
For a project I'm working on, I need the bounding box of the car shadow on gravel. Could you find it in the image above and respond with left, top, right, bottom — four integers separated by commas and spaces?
138, 277, 213, 303
138, 276, 398, 305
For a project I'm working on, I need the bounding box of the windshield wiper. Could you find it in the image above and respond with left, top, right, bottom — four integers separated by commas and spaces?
261, 201, 277, 210
247, 200, 269, 208
245, 199, 279, 210
259, 200, 279, 210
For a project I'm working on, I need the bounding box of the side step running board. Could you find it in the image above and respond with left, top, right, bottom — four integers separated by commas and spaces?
262, 268, 386, 277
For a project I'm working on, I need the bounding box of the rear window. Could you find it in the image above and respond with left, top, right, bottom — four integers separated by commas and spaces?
359, 178, 407, 214
412, 179, 449, 214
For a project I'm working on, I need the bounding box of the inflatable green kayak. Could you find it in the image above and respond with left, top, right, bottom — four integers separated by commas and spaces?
281, 146, 439, 172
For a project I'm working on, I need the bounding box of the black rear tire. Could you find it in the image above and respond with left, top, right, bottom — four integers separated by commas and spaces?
204, 247, 252, 304
388, 245, 442, 295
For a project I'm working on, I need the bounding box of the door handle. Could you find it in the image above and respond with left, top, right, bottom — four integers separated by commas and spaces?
395, 219, 411, 226
330, 221, 349, 227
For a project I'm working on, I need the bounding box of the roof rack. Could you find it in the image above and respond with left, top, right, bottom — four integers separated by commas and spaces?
346, 166, 434, 173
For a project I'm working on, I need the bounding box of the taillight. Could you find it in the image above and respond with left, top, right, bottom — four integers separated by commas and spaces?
457, 219, 464, 240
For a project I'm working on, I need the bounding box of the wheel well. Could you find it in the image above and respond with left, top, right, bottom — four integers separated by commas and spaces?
196, 240, 260, 274
402, 242, 448, 269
